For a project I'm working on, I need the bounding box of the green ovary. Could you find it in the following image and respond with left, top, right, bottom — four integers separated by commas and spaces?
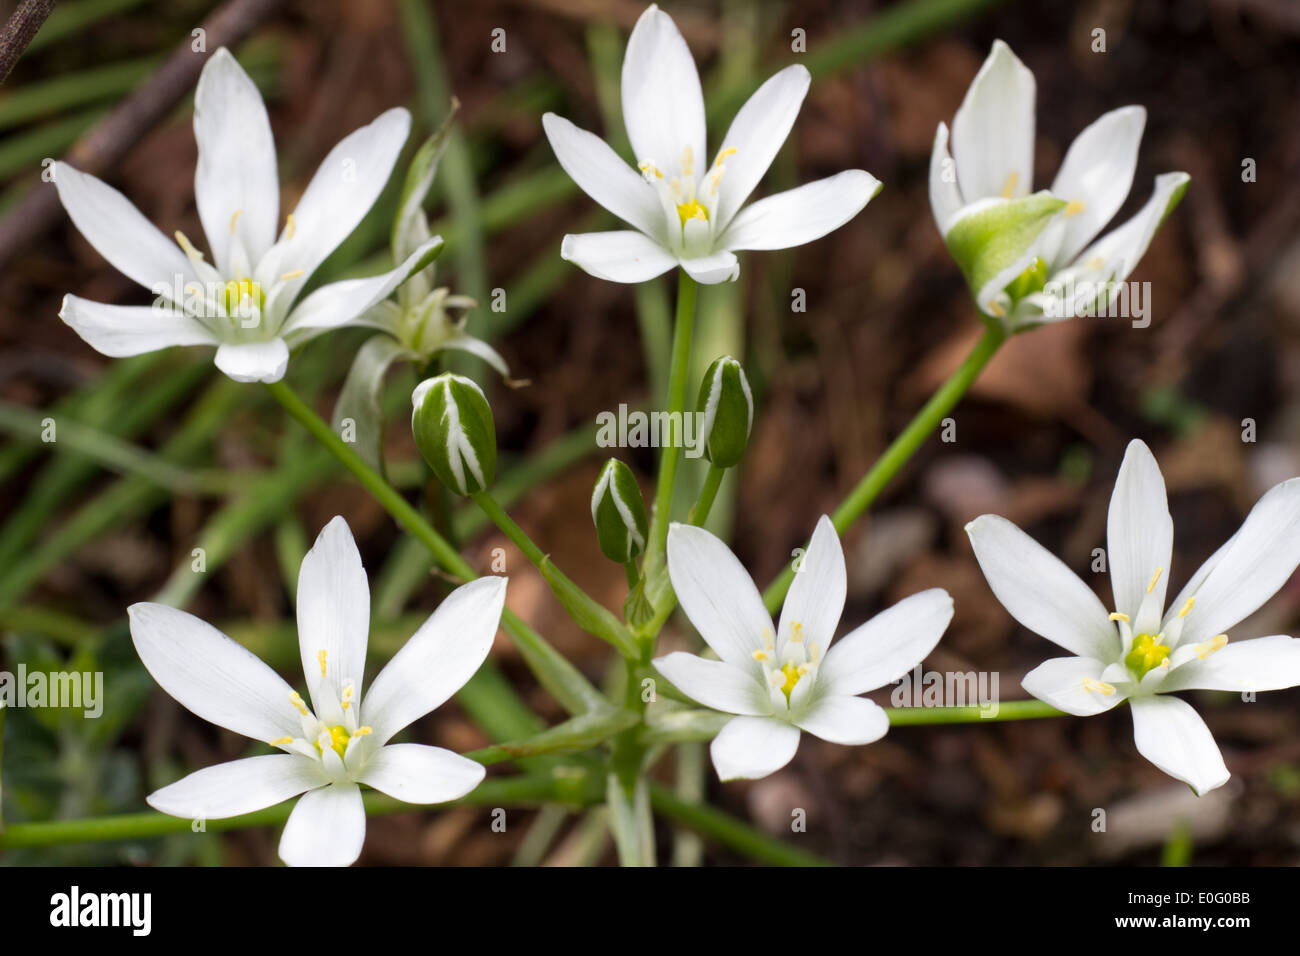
1125, 633, 1171, 679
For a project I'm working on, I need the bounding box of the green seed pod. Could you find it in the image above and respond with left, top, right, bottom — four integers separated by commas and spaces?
696, 355, 753, 468
411, 373, 496, 496
591, 459, 649, 563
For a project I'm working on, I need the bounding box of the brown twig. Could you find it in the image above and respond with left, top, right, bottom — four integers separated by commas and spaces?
0, 0, 285, 270
0, 0, 55, 86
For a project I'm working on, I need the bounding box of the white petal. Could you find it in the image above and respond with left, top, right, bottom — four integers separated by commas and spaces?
718, 170, 881, 252
283, 236, 443, 340
1107, 439, 1172, 627
194, 48, 279, 274
777, 515, 845, 653
147, 754, 325, 819
709, 715, 801, 781
652, 652, 771, 716
680, 249, 739, 284
54, 162, 197, 294
1128, 695, 1229, 796
621, 4, 705, 182
794, 694, 888, 745
1021, 656, 1127, 716
666, 522, 774, 667
277, 782, 366, 867
362, 576, 506, 743
213, 338, 289, 383
560, 230, 677, 284
966, 514, 1119, 660
296, 516, 371, 723
127, 602, 303, 743
1171, 477, 1300, 646
928, 122, 964, 233
951, 40, 1036, 202
819, 589, 954, 697
1049, 105, 1145, 268
1161, 635, 1300, 694
273, 107, 411, 290
1069, 171, 1190, 284
59, 295, 217, 358
356, 743, 484, 804
541, 113, 664, 242
710, 65, 810, 231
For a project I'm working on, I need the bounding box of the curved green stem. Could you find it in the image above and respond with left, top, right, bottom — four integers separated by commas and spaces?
264, 379, 605, 715
886, 698, 1065, 725
762, 324, 1004, 612
689, 463, 725, 526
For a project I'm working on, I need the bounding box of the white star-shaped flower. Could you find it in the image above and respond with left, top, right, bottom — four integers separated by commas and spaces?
543, 4, 881, 285
129, 517, 506, 866
55, 48, 441, 383
930, 40, 1189, 328
967, 440, 1300, 795
655, 516, 953, 780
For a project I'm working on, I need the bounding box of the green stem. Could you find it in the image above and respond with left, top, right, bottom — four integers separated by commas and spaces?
886, 699, 1065, 725
470, 488, 547, 566
263, 379, 605, 715
646, 271, 698, 566
623, 560, 639, 590
689, 464, 725, 526
762, 324, 1004, 612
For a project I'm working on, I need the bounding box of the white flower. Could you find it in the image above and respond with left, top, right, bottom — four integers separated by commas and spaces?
542, 4, 881, 285
966, 440, 1300, 795
55, 48, 441, 383
929, 40, 1189, 328
128, 517, 506, 866
654, 516, 953, 780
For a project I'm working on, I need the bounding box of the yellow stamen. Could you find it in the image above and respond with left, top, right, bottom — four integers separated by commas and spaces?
1178, 597, 1196, 618
269, 736, 293, 746
289, 691, 309, 716
341, 684, 355, 711
352, 726, 372, 737
1064, 200, 1086, 217
790, 621, 804, 643
1147, 567, 1163, 594
284, 213, 296, 240
229, 210, 242, 234
987, 300, 1006, 318
714, 146, 737, 168
638, 161, 663, 179
1081, 677, 1116, 696
280, 269, 305, 281
1109, 612, 1130, 622
680, 145, 694, 177
1196, 634, 1228, 660
753, 650, 769, 662
317, 649, 327, 678
1000, 171, 1020, 198
174, 231, 205, 261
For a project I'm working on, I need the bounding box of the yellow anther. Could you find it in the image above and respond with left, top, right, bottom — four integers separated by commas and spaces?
341, 684, 355, 711
1109, 612, 1131, 622
753, 649, 769, 662
1000, 171, 1020, 198
680, 145, 694, 177
353, 726, 372, 736
280, 269, 305, 281
284, 213, 296, 240
790, 621, 805, 643
269, 736, 293, 746
987, 300, 1006, 318
1147, 567, 1163, 594
289, 691, 309, 716
1196, 634, 1228, 660
1082, 677, 1116, 696
1086, 256, 1106, 270
229, 210, 243, 234
638, 161, 663, 179
1064, 200, 1086, 217
714, 146, 737, 168
1178, 597, 1196, 618
676, 199, 708, 225
317, 649, 328, 678
174, 231, 206, 261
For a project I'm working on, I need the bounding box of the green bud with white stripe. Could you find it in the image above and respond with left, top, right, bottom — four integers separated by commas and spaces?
411, 372, 496, 496
696, 355, 753, 469
591, 459, 648, 563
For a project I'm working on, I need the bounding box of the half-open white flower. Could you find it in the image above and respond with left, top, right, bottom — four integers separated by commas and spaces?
654, 516, 953, 780
55, 47, 441, 383
542, 4, 880, 285
967, 439, 1300, 795
929, 40, 1189, 329
129, 516, 506, 866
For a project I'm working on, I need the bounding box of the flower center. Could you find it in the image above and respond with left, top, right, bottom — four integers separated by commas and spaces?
777, 661, 804, 701
676, 199, 708, 225
753, 620, 819, 706
221, 277, 265, 317
1124, 633, 1171, 679
316, 724, 351, 758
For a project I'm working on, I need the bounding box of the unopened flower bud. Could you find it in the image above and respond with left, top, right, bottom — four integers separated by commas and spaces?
591, 459, 648, 563
411, 373, 496, 496
696, 355, 753, 468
